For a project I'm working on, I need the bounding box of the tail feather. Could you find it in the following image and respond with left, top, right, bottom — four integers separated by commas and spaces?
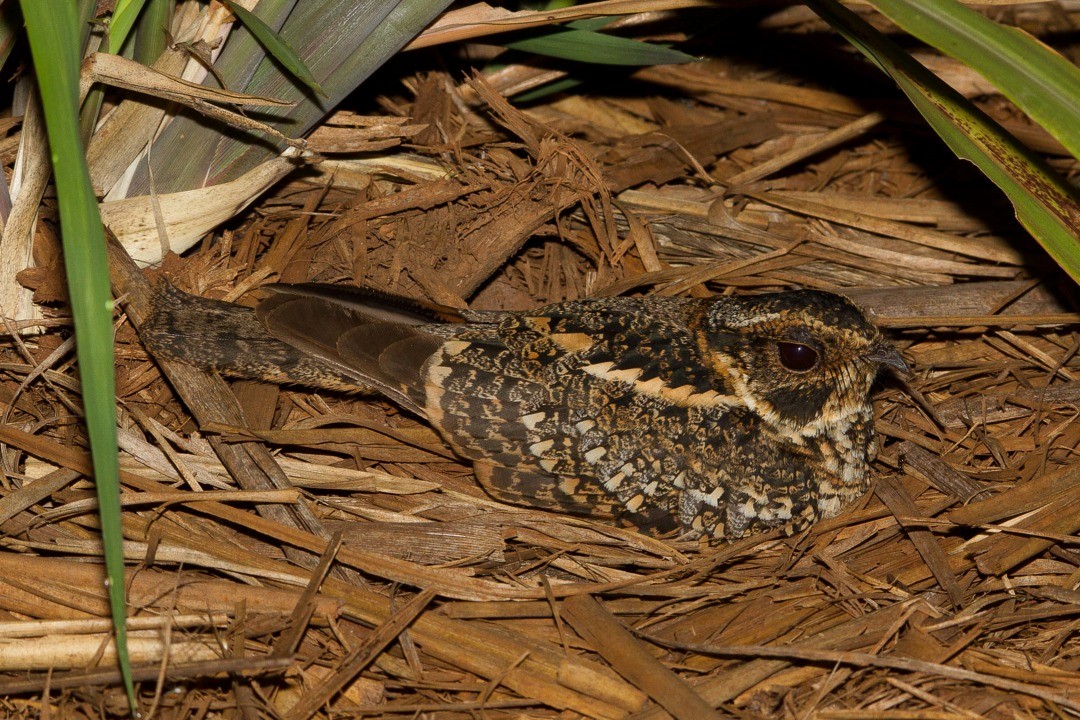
142, 282, 367, 393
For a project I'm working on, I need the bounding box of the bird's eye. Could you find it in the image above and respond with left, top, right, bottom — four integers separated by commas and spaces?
777, 342, 818, 372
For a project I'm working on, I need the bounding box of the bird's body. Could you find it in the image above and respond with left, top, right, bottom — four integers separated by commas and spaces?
144, 283, 905, 541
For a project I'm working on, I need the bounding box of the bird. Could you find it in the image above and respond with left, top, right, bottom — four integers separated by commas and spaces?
143, 282, 907, 541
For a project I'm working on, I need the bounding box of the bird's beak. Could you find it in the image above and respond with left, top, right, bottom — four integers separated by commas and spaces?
865, 343, 910, 378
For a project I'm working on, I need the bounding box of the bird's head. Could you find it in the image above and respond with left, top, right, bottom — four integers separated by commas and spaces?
699, 290, 906, 435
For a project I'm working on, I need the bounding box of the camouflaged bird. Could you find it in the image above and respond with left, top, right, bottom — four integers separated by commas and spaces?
144, 282, 906, 540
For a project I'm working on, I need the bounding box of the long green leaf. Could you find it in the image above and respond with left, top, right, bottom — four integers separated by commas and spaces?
863, 0, 1080, 161
133, 0, 172, 66
805, 0, 1080, 283
504, 27, 696, 66
109, 0, 149, 54
220, 0, 326, 97
513, 76, 584, 102
20, 0, 135, 713
569, 17, 618, 32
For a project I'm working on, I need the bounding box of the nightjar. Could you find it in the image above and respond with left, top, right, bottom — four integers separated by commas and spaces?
144, 283, 906, 541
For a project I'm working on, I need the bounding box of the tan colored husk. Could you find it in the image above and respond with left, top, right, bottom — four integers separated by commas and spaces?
99, 151, 303, 264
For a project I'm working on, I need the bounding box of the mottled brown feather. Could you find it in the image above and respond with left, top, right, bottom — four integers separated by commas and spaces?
142, 281, 906, 542
143, 282, 363, 393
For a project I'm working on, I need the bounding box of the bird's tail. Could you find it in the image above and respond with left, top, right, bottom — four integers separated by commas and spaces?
142, 282, 366, 393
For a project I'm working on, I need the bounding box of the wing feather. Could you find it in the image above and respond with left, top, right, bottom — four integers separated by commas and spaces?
256, 285, 454, 415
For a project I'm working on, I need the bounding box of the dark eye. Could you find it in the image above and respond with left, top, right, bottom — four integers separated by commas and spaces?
777, 342, 818, 371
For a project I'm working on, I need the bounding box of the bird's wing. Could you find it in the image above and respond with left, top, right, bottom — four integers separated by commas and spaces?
256, 283, 477, 416
422, 298, 744, 531
143, 282, 370, 392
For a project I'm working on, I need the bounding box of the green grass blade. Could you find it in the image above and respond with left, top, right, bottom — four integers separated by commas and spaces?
504, 27, 696, 66
20, 0, 135, 713
513, 76, 584, 102
568, 17, 618, 32
864, 0, 1080, 161
133, 0, 172, 66
109, 0, 148, 54
806, 0, 1080, 283
220, 0, 326, 97
78, 0, 108, 145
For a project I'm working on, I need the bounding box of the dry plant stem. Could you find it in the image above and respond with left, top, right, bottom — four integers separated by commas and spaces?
341, 698, 541, 714
885, 676, 984, 720
322, 520, 506, 565
899, 443, 985, 503
35, 488, 300, 524
599, 114, 781, 192
79, 53, 293, 108
0, 655, 292, 696
561, 595, 722, 720
408, 0, 720, 50
0, 428, 642, 717
971, 485, 1080, 577
874, 476, 965, 608
638, 63, 870, 115
80, 53, 300, 151
845, 280, 1072, 319
85, 43, 191, 196
631, 600, 912, 720
230, 605, 261, 720
105, 231, 331, 572
0, 554, 342, 625
0, 614, 229, 638
753, 191, 997, 229
273, 531, 345, 659
639, 637, 1080, 713
727, 111, 886, 186
947, 461, 1079, 528
115, 452, 440, 494
744, 191, 1025, 266
2, 94, 48, 322
934, 380, 1080, 429
0, 467, 80, 524
0, 634, 218, 671
876, 313, 1079, 328
329, 179, 485, 237
281, 588, 436, 720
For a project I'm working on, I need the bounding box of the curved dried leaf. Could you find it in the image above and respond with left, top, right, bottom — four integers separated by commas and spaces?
101, 153, 300, 265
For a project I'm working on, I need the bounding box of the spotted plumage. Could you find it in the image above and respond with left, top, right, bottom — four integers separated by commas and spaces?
143, 282, 906, 541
